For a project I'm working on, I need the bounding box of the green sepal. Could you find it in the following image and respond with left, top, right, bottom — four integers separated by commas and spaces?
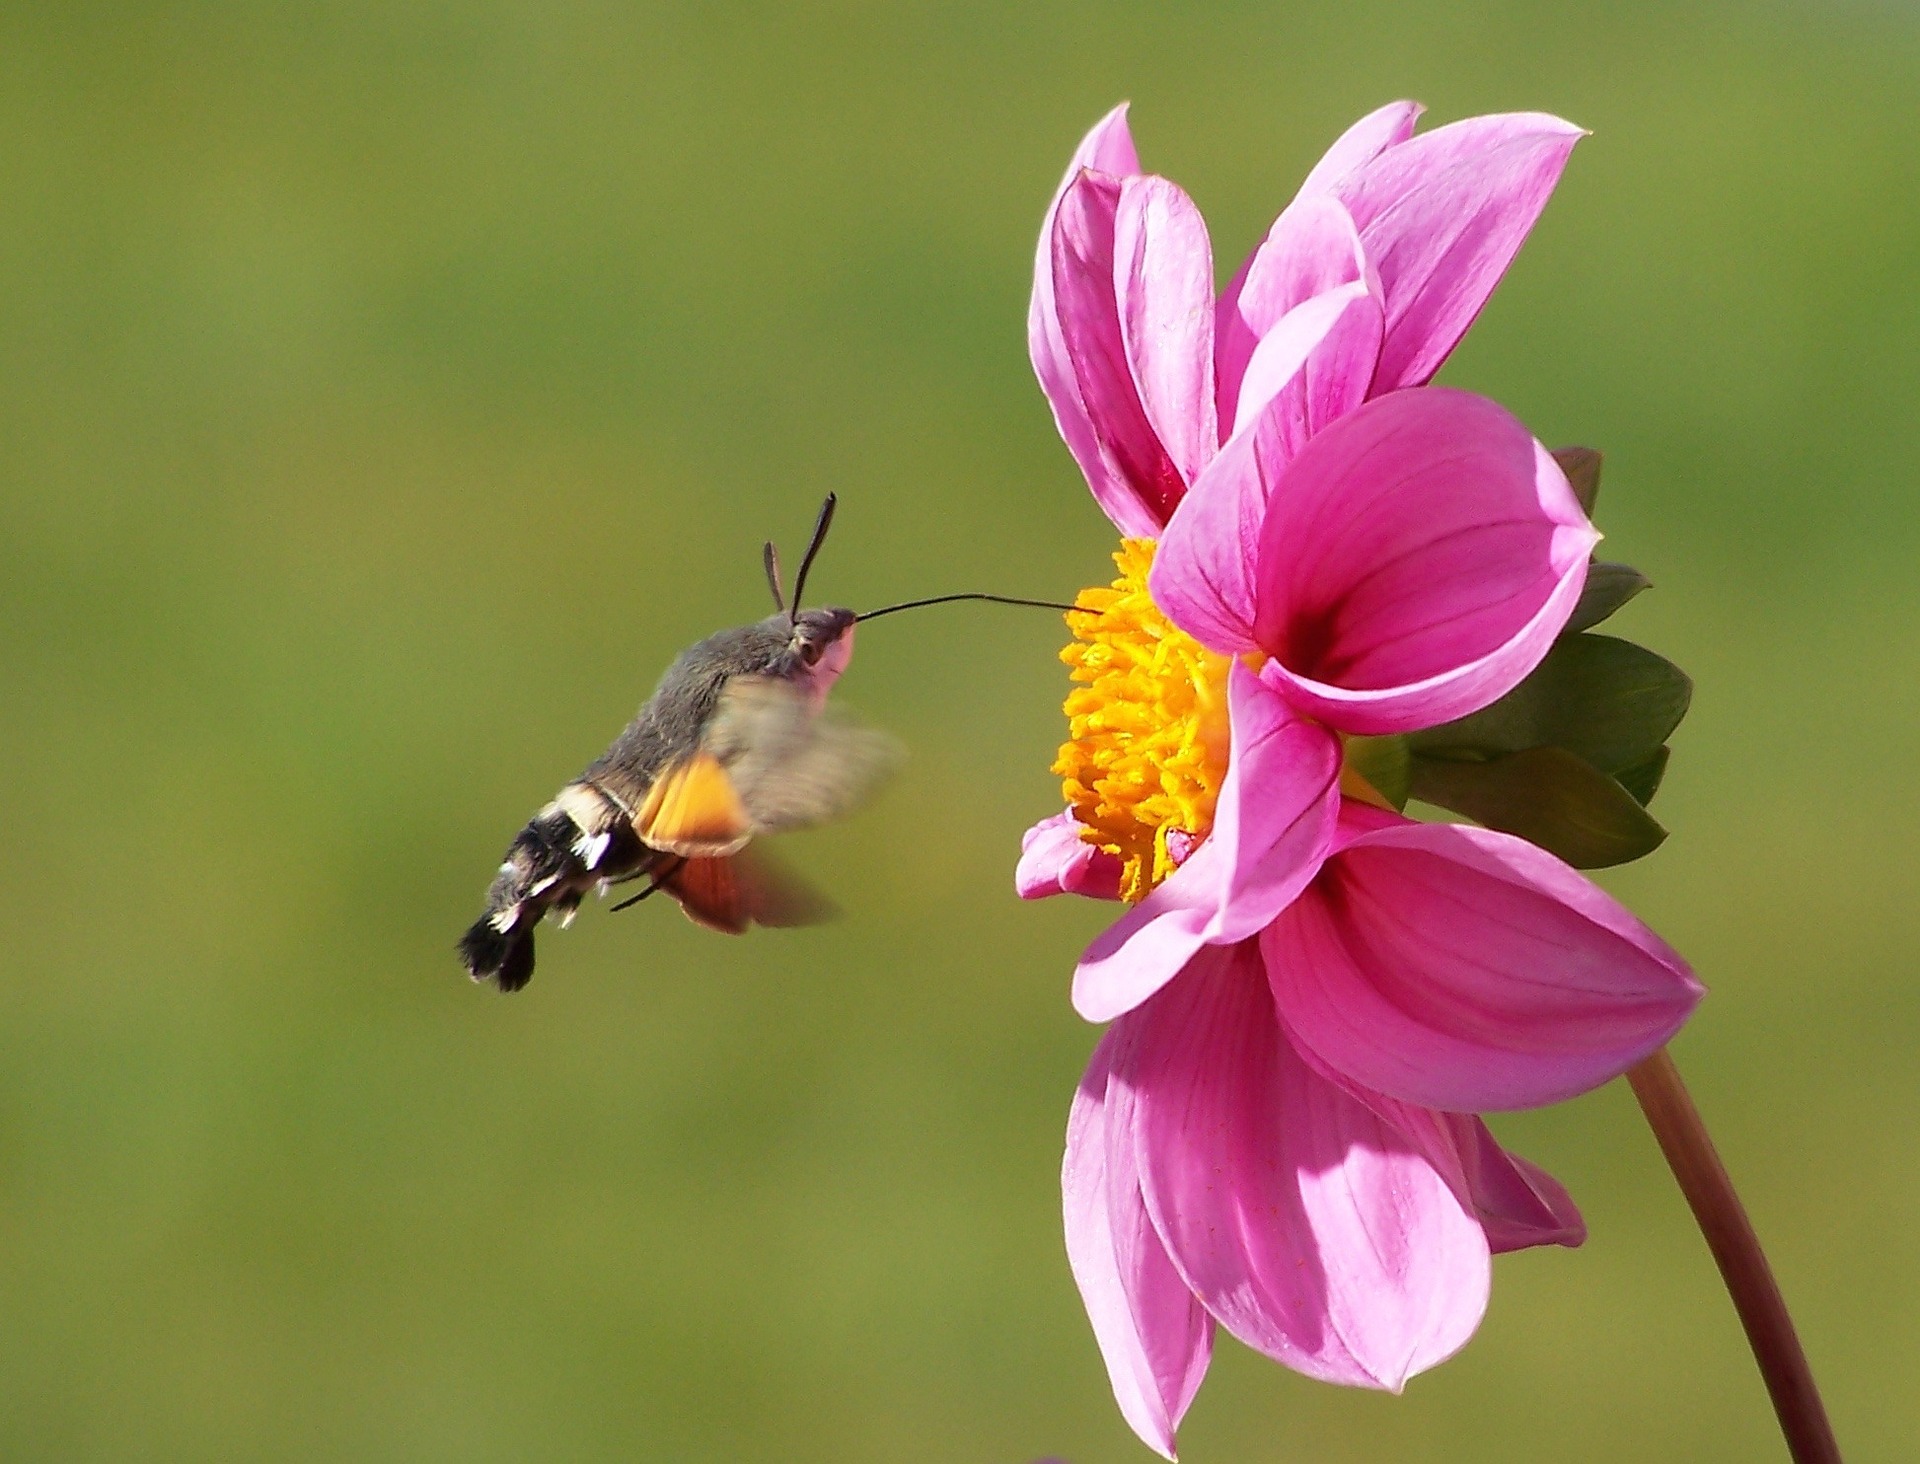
1408, 632, 1692, 785
1407, 745, 1668, 869
1343, 734, 1411, 810
1613, 745, 1671, 806
1563, 562, 1652, 635
1552, 446, 1603, 516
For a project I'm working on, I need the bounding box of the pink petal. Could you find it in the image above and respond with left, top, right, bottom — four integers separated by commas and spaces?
1294, 100, 1426, 199
1155, 279, 1382, 655
1448, 1116, 1586, 1254
1271, 1018, 1587, 1257
1072, 664, 1339, 1023
1114, 176, 1217, 489
1029, 107, 1160, 536
1231, 277, 1384, 444
1251, 387, 1598, 735
1214, 194, 1374, 430
1017, 811, 1125, 901
1064, 1030, 1213, 1459
1265, 813, 1704, 1113
1214, 98, 1421, 422
1112, 943, 1490, 1390
1072, 838, 1234, 1024
1333, 112, 1584, 392
1050, 171, 1189, 534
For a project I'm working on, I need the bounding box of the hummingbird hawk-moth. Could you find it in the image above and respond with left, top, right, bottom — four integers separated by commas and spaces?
458, 494, 1076, 992
458, 496, 899, 991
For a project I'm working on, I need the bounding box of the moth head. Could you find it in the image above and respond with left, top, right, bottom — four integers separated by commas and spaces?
788, 606, 857, 697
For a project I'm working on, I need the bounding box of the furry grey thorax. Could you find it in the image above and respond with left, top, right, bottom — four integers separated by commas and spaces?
585, 607, 857, 798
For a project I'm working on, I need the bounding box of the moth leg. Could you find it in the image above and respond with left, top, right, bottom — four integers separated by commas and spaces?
609, 856, 687, 913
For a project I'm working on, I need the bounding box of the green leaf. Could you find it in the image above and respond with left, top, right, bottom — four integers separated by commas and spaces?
1563, 561, 1652, 635
1343, 734, 1410, 810
1614, 745, 1671, 806
1552, 445, 1603, 516
1408, 632, 1692, 777
1408, 745, 1668, 868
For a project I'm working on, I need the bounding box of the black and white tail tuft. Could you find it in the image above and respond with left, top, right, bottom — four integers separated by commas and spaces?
458, 915, 537, 993
459, 783, 639, 992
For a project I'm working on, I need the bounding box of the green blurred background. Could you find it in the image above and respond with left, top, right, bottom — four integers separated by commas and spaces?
3, 3, 1915, 1459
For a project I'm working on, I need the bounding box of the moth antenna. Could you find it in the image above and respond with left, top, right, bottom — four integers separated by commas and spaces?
789, 492, 837, 622
762, 540, 785, 612
857, 592, 1090, 623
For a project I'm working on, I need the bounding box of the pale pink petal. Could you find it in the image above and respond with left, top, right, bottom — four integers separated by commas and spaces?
1203, 666, 1343, 925
1155, 280, 1382, 655
1114, 176, 1217, 488
1359, 1106, 1586, 1255
1365, 1108, 1586, 1255
1017, 811, 1125, 902
1072, 665, 1339, 1022
1333, 112, 1584, 391
1447, 1116, 1586, 1253
1231, 278, 1383, 444
1050, 171, 1189, 534
1029, 107, 1158, 535
1274, 1010, 1588, 1257
1214, 195, 1373, 428
1294, 100, 1426, 199
1265, 813, 1704, 1113
1251, 387, 1598, 735
1111, 944, 1491, 1390
1064, 1031, 1213, 1459
1072, 837, 1234, 1024
1214, 102, 1419, 423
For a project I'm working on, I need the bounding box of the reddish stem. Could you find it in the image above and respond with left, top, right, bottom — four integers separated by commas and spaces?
1627, 1047, 1840, 1463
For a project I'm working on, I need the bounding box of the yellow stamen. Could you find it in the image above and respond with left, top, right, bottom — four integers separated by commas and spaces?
1053, 540, 1232, 902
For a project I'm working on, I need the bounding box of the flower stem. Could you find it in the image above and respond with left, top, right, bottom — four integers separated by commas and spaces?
1626, 1046, 1840, 1463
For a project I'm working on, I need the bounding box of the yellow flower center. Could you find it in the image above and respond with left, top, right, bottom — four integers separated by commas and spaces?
1054, 539, 1233, 902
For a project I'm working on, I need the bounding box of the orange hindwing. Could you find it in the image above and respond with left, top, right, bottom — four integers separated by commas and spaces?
635, 753, 752, 857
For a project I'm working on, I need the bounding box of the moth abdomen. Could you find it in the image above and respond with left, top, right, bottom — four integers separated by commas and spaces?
459, 780, 654, 992
457, 916, 535, 993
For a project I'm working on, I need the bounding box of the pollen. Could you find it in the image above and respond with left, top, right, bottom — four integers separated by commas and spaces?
1054, 539, 1233, 903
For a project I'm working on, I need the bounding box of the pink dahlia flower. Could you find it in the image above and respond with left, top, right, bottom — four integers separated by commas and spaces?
1029, 99, 1586, 539
1021, 105, 1705, 1458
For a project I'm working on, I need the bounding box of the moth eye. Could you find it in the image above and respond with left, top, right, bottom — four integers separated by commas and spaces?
799, 641, 823, 666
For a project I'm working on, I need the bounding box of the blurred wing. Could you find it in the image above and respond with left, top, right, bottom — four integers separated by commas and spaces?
702, 676, 902, 835
662, 846, 838, 934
